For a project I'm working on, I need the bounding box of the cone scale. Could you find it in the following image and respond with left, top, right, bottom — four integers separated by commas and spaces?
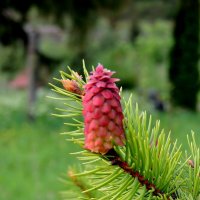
82, 64, 125, 154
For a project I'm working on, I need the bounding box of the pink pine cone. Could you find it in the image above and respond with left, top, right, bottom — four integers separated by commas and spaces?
82, 64, 125, 154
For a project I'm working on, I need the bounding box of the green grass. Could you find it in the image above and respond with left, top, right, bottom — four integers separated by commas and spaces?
0, 124, 68, 200
156, 110, 200, 150
0, 89, 80, 200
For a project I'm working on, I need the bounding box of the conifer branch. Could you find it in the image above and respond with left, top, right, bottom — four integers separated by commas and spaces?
68, 169, 93, 199
106, 149, 178, 199
49, 63, 200, 200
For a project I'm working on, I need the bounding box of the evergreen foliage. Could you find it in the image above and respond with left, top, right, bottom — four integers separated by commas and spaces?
50, 63, 200, 199
169, 0, 199, 110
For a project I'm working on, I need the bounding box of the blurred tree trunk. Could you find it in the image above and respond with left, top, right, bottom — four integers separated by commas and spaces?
25, 26, 40, 121
169, 0, 199, 110
129, 2, 140, 43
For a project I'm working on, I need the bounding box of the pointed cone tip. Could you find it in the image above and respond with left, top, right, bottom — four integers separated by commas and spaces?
96, 64, 104, 72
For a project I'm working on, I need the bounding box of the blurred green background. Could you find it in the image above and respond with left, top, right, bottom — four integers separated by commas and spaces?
0, 0, 200, 199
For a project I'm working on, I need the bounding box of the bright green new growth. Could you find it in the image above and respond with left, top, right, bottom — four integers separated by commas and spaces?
49, 63, 200, 200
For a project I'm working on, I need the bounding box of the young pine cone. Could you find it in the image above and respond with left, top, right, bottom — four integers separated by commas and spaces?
82, 64, 125, 154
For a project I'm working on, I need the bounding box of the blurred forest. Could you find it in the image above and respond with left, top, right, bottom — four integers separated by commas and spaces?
1, 0, 199, 112
0, 0, 200, 199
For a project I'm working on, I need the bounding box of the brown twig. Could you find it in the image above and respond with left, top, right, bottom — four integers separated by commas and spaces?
106, 149, 178, 199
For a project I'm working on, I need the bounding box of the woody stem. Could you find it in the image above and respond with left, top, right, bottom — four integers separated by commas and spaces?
105, 149, 177, 199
